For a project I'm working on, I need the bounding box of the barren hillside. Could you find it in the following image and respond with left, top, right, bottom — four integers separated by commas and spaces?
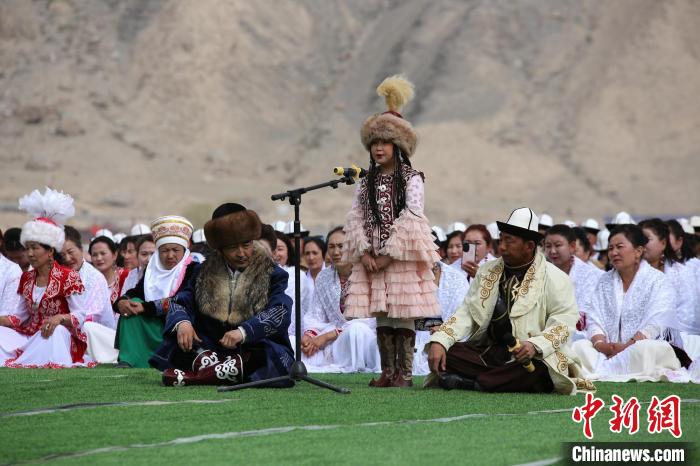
1, 0, 698, 232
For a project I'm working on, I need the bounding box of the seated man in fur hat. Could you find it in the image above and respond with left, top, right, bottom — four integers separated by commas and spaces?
151, 203, 294, 387
426, 208, 594, 395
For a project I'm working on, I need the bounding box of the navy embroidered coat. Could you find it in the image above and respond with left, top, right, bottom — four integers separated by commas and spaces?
149, 259, 294, 386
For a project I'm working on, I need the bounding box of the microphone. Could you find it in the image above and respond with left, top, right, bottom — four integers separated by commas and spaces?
333, 164, 367, 179
503, 333, 535, 373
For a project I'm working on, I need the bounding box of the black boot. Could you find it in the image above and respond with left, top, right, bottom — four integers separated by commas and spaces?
438, 372, 480, 391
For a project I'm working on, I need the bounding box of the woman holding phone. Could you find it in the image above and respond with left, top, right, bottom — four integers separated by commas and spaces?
453, 224, 494, 280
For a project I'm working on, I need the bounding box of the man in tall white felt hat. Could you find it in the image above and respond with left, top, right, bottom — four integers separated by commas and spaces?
427, 207, 593, 394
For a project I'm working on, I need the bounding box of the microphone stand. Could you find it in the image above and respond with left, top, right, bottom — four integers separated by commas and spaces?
218, 175, 356, 394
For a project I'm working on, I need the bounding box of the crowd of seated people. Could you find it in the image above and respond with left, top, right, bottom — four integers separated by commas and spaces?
1, 189, 698, 388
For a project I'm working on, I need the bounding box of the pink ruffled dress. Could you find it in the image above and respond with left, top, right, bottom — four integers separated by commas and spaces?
342, 166, 441, 319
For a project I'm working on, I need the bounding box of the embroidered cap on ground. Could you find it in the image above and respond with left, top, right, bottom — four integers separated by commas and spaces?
496, 207, 543, 242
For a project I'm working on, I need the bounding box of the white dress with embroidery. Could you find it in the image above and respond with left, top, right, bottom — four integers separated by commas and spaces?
301, 266, 380, 373
569, 256, 604, 342
79, 261, 119, 363
0, 280, 93, 368
571, 261, 689, 382
0, 255, 22, 316
414, 261, 470, 375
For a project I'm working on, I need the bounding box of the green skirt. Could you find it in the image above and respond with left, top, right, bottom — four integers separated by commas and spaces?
116, 315, 163, 368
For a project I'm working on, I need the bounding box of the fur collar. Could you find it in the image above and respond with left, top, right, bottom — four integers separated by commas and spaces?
195, 243, 275, 325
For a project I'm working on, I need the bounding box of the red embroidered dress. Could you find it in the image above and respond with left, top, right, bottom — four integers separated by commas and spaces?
342, 165, 441, 319
7, 263, 90, 365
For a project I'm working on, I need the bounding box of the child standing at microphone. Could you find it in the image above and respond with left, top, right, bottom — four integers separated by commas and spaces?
342, 75, 441, 387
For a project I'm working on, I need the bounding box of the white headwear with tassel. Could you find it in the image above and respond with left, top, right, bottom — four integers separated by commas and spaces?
18, 187, 75, 251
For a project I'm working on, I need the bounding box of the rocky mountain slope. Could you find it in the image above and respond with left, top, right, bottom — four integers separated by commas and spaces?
1, 0, 698, 232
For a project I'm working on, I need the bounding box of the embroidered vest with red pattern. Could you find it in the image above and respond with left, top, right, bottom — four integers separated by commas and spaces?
14, 263, 88, 363
359, 165, 423, 251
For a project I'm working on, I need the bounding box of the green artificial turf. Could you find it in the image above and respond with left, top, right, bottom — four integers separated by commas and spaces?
0, 367, 697, 465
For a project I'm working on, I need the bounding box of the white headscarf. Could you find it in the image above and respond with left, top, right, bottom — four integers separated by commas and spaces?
143, 248, 192, 302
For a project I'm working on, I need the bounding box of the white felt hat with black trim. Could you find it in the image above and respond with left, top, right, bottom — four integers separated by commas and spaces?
497, 207, 543, 242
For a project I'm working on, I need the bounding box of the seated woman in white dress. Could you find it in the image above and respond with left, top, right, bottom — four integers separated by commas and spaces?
667, 219, 700, 361
271, 230, 312, 340
301, 227, 380, 373
571, 225, 686, 382
544, 224, 603, 342
0, 188, 94, 368
639, 219, 698, 360
62, 226, 118, 363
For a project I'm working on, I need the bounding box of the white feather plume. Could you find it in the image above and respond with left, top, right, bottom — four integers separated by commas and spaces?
18, 187, 75, 226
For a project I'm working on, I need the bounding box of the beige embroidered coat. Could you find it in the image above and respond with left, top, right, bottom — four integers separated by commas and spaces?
428, 252, 595, 395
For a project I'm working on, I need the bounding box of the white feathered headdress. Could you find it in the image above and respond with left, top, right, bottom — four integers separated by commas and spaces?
18, 187, 75, 251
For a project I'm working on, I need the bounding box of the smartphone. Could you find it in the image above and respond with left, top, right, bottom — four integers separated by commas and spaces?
462, 241, 476, 264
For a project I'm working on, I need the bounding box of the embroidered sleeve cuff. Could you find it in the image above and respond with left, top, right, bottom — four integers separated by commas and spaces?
429, 332, 455, 352
238, 326, 247, 344
527, 336, 554, 359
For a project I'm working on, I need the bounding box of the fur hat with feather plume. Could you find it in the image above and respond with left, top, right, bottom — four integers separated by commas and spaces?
18, 187, 75, 251
361, 75, 418, 157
